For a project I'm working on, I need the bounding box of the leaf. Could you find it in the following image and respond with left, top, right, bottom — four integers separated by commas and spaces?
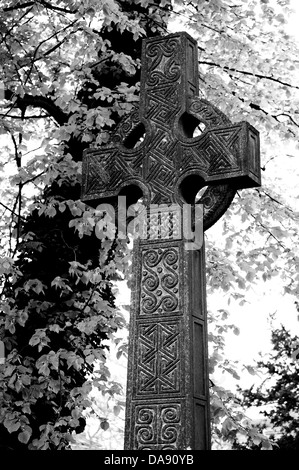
116, 351, 122, 360
29, 329, 48, 348
245, 365, 257, 376
271, 226, 288, 239
4, 365, 15, 377
58, 203, 66, 213
71, 408, 81, 419
261, 439, 273, 450
18, 428, 32, 444
252, 435, 262, 445
14, 379, 22, 393
246, 271, 255, 282
237, 279, 246, 289
222, 417, 236, 436
100, 420, 109, 431
5, 418, 21, 434
49, 324, 61, 333
225, 237, 233, 249
113, 405, 121, 416
51, 277, 73, 294
23, 279, 45, 295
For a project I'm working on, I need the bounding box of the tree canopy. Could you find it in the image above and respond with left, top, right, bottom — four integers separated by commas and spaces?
233, 315, 299, 450
0, 0, 298, 450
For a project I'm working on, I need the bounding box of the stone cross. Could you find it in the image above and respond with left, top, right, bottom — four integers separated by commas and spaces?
81, 32, 261, 450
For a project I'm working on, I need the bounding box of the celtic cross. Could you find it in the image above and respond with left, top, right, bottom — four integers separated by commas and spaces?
81, 32, 261, 450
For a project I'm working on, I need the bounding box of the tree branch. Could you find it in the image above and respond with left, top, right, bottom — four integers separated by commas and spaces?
0, 201, 26, 220
3, 1, 35, 12
231, 91, 297, 137
23, 19, 78, 85
237, 193, 287, 250
256, 189, 296, 216
4, 90, 69, 125
199, 60, 299, 90
42, 38, 66, 58
0, 113, 50, 119
274, 113, 299, 128
39, 0, 77, 14
3, 5, 34, 40
10, 133, 21, 169
3, 0, 77, 14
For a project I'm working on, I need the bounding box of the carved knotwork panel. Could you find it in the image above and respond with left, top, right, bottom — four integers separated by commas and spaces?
131, 205, 181, 243
136, 319, 182, 396
147, 206, 181, 240
189, 98, 232, 128
134, 403, 182, 450
140, 246, 181, 316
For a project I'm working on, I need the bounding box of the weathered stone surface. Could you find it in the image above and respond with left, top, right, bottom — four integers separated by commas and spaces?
81, 32, 261, 450
124, 229, 210, 450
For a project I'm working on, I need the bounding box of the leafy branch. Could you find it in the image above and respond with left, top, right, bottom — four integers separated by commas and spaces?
23, 19, 79, 85
4, 90, 69, 125
237, 192, 287, 250
3, 0, 77, 14
3, 1, 35, 13
199, 60, 299, 90
0, 113, 50, 119
0, 201, 26, 221
256, 189, 297, 216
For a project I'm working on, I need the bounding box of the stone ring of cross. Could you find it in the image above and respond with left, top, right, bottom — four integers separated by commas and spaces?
82, 32, 260, 232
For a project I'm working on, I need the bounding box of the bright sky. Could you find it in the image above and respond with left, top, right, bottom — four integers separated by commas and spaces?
288, 0, 299, 40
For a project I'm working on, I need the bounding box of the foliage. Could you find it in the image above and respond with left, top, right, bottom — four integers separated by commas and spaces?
233, 315, 299, 450
0, 0, 298, 450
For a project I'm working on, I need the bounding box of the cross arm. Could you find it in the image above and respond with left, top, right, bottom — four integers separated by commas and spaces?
179, 120, 260, 190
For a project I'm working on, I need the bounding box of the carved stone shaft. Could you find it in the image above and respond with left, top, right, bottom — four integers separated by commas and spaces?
124, 207, 210, 450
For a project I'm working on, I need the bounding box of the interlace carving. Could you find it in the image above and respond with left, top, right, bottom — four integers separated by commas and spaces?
135, 404, 182, 450
137, 320, 181, 395
141, 247, 180, 316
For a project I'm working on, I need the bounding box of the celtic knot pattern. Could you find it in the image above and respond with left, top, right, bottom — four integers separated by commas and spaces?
137, 320, 181, 395
134, 205, 181, 241
111, 106, 140, 145
146, 38, 181, 88
141, 247, 180, 316
189, 98, 232, 128
199, 184, 236, 231
135, 404, 181, 450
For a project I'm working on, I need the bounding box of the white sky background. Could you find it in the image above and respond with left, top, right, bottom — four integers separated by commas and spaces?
288, 0, 299, 38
